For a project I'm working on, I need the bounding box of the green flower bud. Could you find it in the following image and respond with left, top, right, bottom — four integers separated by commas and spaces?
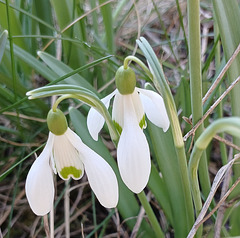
47, 109, 68, 135
115, 66, 136, 95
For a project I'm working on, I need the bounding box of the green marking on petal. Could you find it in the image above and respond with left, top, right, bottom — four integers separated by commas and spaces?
139, 114, 146, 129
60, 166, 82, 180
113, 120, 122, 135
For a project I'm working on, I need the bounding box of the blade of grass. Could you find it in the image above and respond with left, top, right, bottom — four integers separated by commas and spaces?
0, 30, 8, 63
99, 0, 114, 54
33, 0, 55, 55
37, 51, 93, 89
213, 0, 240, 235
187, 0, 211, 213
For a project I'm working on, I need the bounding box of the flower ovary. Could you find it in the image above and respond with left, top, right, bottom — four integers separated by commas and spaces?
47, 109, 68, 135
115, 66, 136, 95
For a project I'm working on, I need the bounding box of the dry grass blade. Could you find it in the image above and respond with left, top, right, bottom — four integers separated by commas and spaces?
214, 134, 240, 152
184, 75, 240, 141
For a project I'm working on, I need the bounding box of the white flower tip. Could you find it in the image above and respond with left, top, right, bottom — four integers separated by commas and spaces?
122, 173, 149, 194
129, 185, 144, 194
98, 194, 119, 208
163, 121, 170, 133
91, 131, 99, 141
87, 108, 103, 141
37, 51, 42, 56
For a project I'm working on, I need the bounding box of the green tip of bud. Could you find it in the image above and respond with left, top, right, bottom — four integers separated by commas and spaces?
47, 109, 68, 135
115, 66, 136, 95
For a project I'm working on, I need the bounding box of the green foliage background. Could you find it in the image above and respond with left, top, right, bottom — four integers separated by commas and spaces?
1, 0, 240, 237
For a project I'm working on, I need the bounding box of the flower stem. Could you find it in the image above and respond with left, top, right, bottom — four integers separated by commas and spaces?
137, 191, 164, 238
52, 95, 72, 112
50, 206, 54, 238
64, 181, 70, 238
187, 0, 211, 204
123, 55, 153, 80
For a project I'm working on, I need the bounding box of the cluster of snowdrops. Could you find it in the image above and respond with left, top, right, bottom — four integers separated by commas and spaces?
25, 59, 170, 216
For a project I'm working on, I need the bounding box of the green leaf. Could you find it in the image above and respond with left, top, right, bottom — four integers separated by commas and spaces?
38, 51, 97, 92
213, 0, 240, 234
0, 30, 8, 63
5, 42, 58, 82
50, 0, 87, 69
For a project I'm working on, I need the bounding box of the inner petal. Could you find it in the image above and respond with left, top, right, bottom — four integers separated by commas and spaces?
112, 90, 124, 133
53, 133, 84, 180
131, 89, 146, 129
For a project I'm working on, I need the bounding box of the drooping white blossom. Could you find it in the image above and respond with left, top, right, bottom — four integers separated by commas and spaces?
87, 86, 170, 193
26, 128, 119, 216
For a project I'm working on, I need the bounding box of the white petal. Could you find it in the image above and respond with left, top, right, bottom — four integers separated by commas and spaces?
117, 95, 151, 193
68, 129, 119, 208
53, 129, 84, 180
83, 149, 119, 208
87, 90, 117, 141
131, 89, 146, 129
112, 90, 124, 133
25, 135, 54, 216
138, 88, 170, 132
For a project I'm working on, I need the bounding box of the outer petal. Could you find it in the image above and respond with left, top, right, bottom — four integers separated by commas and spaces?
67, 129, 119, 208
53, 129, 84, 180
25, 134, 54, 216
137, 88, 170, 132
117, 94, 151, 193
87, 90, 117, 141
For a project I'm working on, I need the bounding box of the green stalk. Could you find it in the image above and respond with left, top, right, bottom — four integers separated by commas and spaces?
214, 11, 228, 165
187, 0, 211, 199
5, 0, 17, 103
137, 191, 164, 238
137, 37, 194, 237
123, 56, 152, 79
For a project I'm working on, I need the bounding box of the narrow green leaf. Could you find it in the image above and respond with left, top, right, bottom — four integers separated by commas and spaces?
99, 0, 114, 54
50, 0, 86, 69
5, 42, 58, 82
213, 0, 240, 234
0, 30, 8, 63
33, 0, 55, 54
38, 51, 97, 91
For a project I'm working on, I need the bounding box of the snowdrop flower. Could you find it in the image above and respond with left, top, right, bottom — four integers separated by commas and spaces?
87, 66, 170, 193
26, 109, 118, 216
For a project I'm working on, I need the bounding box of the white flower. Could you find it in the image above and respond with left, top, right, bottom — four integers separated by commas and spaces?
87, 87, 170, 193
26, 128, 118, 216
